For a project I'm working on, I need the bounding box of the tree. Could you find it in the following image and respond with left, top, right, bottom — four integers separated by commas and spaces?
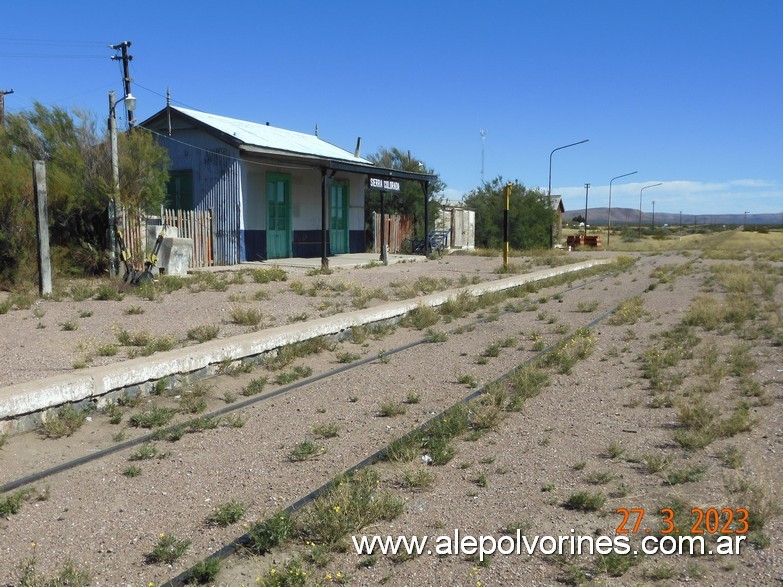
365, 147, 445, 244
463, 176, 556, 250
0, 128, 35, 285
0, 102, 169, 284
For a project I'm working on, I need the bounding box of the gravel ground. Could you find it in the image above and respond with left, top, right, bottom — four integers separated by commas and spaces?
0, 251, 781, 586
0, 253, 569, 387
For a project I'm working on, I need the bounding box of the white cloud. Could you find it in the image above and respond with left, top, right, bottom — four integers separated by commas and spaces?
557, 179, 783, 215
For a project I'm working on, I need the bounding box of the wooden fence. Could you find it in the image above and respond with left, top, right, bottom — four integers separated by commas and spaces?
118, 206, 146, 266
118, 207, 214, 270
372, 213, 413, 254
161, 208, 214, 268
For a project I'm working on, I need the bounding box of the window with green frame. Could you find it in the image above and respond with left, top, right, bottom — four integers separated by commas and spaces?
165, 170, 194, 210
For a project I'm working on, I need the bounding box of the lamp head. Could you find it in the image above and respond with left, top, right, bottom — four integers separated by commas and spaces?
124, 93, 136, 112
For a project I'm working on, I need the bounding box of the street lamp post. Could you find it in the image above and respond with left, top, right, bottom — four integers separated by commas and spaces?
638, 182, 662, 239
607, 171, 637, 247
108, 90, 136, 277
548, 139, 589, 247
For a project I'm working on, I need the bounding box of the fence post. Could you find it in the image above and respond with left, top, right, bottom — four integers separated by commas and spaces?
32, 160, 52, 295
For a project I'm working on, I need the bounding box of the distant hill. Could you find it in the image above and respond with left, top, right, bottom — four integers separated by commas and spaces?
564, 207, 783, 226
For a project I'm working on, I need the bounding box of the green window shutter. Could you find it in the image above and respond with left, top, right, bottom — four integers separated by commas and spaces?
165, 170, 194, 210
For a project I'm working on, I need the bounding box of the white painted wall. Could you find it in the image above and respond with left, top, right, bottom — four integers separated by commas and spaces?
242, 164, 365, 232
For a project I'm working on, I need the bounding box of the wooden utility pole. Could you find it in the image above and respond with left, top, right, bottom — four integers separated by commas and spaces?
33, 160, 52, 295
0, 89, 14, 128
110, 41, 134, 127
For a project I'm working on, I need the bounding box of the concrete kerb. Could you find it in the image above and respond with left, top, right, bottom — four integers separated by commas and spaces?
0, 258, 611, 432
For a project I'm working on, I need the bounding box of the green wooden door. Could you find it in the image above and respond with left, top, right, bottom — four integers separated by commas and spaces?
330, 180, 349, 255
266, 174, 291, 259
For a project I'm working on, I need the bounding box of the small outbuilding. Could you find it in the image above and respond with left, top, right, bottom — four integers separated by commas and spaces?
550, 195, 566, 242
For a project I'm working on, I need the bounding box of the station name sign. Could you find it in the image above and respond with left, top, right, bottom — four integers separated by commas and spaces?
369, 177, 401, 192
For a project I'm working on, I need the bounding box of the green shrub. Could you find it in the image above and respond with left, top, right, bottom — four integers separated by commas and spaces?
116, 329, 152, 347
0, 488, 34, 516
377, 400, 406, 417
95, 283, 125, 301
187, 324, 220, 343
15, 556, 91, 587
403, 305, 440, 330
247, 511, 294, 554
665, 465, 707, 485
298, 469, 404, 547
564, 491, 605, 511
208, 500, 246, 527
129, 406, 176, 428
189, 557, 221, 584
147, 533, 191, 564
242, 376, 268, 396
229, 306, 262, 326
289, 439, 324, 461
252, 267, 287, 283
312, 423, 340, 439
384, 433, 422, 463
41, 404, 86, 438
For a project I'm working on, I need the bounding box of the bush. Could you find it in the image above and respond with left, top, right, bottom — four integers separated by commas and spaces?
247, 511, 294, 555
41, 404, 86, 438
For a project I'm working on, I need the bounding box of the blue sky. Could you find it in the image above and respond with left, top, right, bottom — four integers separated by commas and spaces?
3, 0, 782, 216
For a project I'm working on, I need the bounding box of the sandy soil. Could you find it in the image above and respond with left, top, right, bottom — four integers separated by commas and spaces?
0, 251, 781, 586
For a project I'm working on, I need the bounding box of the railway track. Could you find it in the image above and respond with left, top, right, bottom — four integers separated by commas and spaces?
1, 257, 650, 496
2, 255, 674, 584
160, 260, 664, 586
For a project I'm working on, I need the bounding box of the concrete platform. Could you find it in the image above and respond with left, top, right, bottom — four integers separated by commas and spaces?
191, 253, 425, 273
0, 258, 610, 433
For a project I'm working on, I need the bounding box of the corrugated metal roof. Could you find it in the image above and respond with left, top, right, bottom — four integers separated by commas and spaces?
172, 106, 371, 165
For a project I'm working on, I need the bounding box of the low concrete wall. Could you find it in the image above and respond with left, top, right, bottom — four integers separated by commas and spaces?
0, 259, 611, 433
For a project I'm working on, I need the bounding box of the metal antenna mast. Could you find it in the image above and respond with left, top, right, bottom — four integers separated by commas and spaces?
480, 129, 487, 184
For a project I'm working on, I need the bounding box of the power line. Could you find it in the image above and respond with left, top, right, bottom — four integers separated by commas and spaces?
0, 52, 105, 59
0, 37, 107, 46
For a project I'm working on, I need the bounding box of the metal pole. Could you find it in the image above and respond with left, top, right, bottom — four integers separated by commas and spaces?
503, 183, 511, 269
548, 139, 588, 248
320, 168, 329, 270
423, 181, 429, 255
108, 92, 119, 277
583, 183, 590, 237
379, 190, 387, 263
638, 183, 662, 239
480, 129, 487, 184
607, 171, 637, 247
